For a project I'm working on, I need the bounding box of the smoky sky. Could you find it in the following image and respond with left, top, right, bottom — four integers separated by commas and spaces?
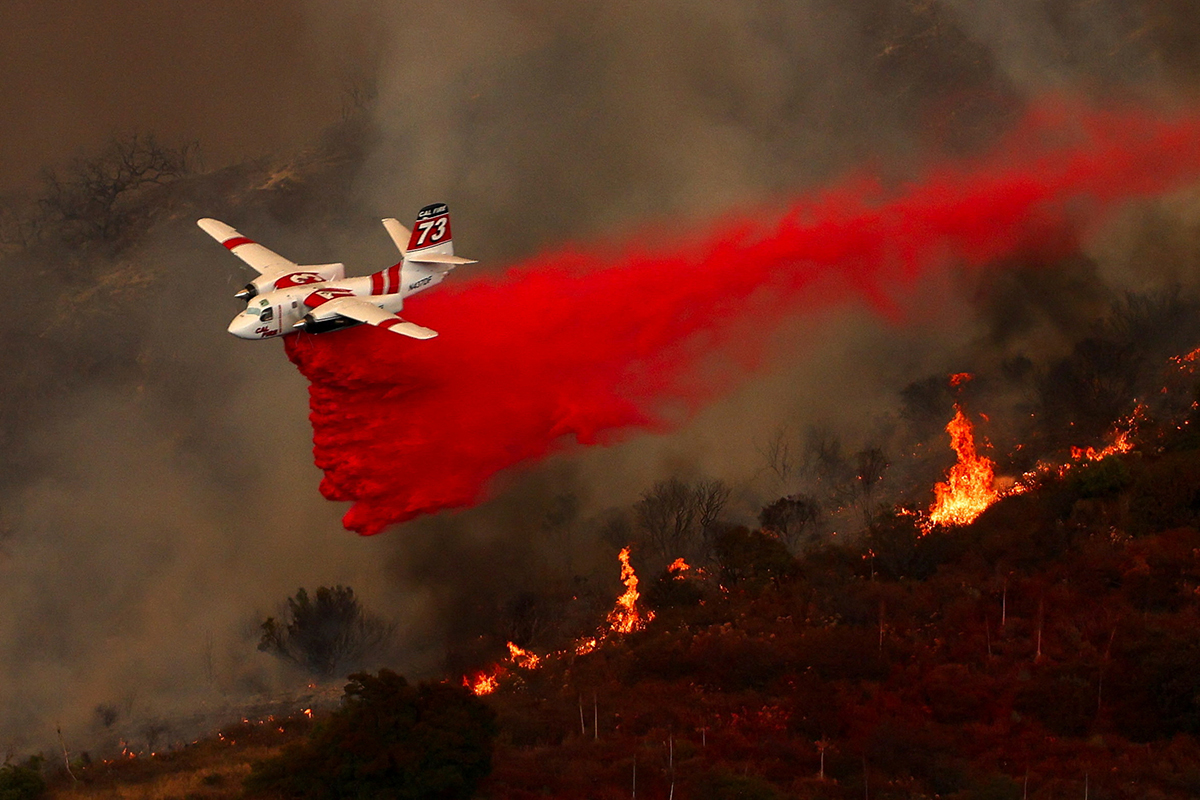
3, 0, 1200, 757
0, 0, 375, 194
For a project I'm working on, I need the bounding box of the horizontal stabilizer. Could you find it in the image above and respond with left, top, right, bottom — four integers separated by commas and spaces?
382, 218, 411, 256
406, 253, 477, 266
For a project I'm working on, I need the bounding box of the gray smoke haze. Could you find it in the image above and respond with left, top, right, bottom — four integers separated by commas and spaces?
3, 0, 1200, 757
327, 0, 1200, 657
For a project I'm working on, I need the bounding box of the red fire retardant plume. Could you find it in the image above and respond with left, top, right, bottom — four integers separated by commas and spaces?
286, 101, 1200, 534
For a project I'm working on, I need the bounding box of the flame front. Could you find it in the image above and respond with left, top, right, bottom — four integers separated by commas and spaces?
606, 546, 654, 634
928, 405, 999, 527
1070, 404, 1145, 462
507, 642, 541, 670
459, 547, 653, 695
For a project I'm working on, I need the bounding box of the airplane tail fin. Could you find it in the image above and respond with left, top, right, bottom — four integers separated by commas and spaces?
369, 204, 475, 296
404, 202, 455, 257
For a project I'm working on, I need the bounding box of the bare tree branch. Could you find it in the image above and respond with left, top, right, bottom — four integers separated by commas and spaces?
39, 132, 198, 244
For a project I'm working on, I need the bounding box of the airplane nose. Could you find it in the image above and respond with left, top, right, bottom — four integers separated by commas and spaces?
227, 313, 257, 339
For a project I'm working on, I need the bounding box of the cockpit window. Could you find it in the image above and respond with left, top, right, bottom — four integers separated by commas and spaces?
247, 306, 260, 316
260, 307, 274, 322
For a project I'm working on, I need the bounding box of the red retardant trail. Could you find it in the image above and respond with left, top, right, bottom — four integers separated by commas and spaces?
286, 102, 1200, 534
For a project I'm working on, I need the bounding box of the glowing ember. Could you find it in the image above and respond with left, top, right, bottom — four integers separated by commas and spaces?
606, 546, 654, 634
507, 642, 541, 670
668, 557, 690, 578
1170, 346, 1200, 369
928, 405, 999, 527
574, 637, 599, 656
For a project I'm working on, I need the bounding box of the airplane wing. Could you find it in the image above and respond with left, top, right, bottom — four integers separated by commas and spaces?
314, 296, 439, 340
197, 218, 299, 275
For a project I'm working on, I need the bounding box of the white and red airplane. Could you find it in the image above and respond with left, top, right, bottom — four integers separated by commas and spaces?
199, 203, 475, 340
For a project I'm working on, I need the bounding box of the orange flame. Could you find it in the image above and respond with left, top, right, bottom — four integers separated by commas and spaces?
668, 557, 690, 578
1070, 403, 1144, 462
507, 641, 541, 670
949, 372, 974, 387
464, 668, 501, 696
459, 548, 654, 690
606, 546, 654, 634
928, 405, 999, 527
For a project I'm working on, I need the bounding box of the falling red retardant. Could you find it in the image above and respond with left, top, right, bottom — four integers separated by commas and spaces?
286, 101, 1200, 534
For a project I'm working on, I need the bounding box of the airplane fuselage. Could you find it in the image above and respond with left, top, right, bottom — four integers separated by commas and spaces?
226, 265, 446, 340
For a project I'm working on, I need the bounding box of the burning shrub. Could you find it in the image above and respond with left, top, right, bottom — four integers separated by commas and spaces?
245, 670, 496, 799
644, 562, 706, 610
259, 586, 395, 680
1036, 289, 1200, 451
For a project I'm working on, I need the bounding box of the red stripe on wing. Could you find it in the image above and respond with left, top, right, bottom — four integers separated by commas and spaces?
222, 236, 255, 250
304, 288, 354, 307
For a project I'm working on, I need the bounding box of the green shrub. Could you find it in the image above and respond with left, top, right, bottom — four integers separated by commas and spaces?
1127, 451, 1200, 535
1012, 663, 1100, 737
689, 767, 783, 800
245, 669, 496, 799
951, 774, 1021, 800
1071, 455, 1132, 498
1107, 622, 1200, 741
259, 586, 394, 679
714, 527, 797, 587
0, 757, 46, 800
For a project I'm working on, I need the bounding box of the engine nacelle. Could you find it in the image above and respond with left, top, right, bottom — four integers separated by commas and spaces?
236, 263, 347, 302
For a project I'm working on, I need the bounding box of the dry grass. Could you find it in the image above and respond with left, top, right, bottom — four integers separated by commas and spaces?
45, 715, 317, 800
50, 758, 257, 800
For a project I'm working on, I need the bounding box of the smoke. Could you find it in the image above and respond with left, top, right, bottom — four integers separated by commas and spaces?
287, 102, 1200, 535
0, 0, 373, 194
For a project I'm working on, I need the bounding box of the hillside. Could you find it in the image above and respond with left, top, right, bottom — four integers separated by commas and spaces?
29, 415, 1200, 799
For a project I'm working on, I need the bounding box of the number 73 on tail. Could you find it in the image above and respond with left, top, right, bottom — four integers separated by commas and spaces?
198, 203, 475, 340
